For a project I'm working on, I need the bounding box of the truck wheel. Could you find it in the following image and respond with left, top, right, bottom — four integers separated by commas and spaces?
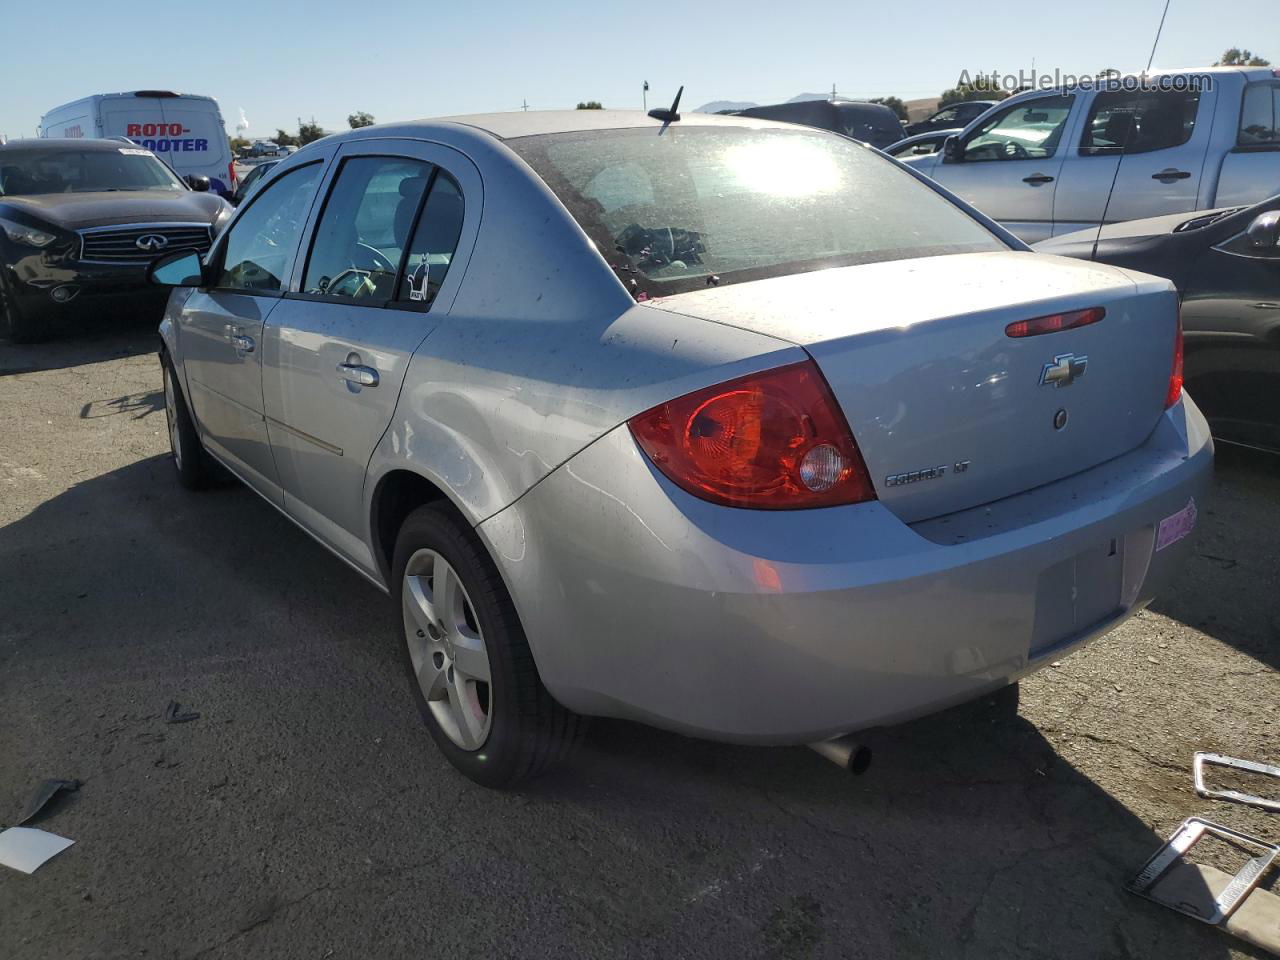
161, 353, 213, 489
393, 503, 585, 788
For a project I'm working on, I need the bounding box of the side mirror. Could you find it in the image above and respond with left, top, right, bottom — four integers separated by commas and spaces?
149, 250, 205, 287
1245, 210, 1280, 249
942, 135, 963, 163
184, 175, 211, 192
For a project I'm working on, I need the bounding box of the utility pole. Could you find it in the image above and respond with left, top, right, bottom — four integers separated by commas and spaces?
643, 80, 649, 111
831, 83, 837, 100
521, 99, 529, 112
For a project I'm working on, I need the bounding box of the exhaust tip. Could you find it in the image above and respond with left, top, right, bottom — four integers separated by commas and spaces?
808, 735, 872, 775
848, 744, 872, 775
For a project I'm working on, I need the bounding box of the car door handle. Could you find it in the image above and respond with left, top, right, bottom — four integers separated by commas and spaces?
336, 363, 379, 387
229, 334, 255, 353
1022, 174, 1055, 185
1152, 169, 1192, 182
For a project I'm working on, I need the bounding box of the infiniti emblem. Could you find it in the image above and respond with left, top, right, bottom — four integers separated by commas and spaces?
135, 233, 169, 252
1040, 352, 1088, 388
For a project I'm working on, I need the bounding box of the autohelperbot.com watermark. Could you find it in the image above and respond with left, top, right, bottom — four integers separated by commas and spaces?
955, 68, 1213, 94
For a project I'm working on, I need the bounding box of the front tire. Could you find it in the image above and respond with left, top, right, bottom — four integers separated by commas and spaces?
0, 279, 44, 344
393, 504, 584, 787
161, 353, 213, 489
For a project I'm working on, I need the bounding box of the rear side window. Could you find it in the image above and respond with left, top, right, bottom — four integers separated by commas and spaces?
301, 156, 431, 301
1080, 90, 1201, 155
217, 162, 323, 293
397, 173, 465, 310
1239, 82, 1280, 146
962, 95, 1075, 161
511, 126, 1005, 297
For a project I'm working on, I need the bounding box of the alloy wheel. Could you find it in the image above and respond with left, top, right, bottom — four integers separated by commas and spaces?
402, 548, 493, 750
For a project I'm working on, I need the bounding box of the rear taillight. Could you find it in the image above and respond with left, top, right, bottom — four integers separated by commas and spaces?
1005, 306, 1105, 338
228, 161, 238, 187
628, 361, 876, 509
1165, 309, 1184, 408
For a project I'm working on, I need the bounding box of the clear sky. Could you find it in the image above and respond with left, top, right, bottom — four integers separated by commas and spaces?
0, 0, 1273, 139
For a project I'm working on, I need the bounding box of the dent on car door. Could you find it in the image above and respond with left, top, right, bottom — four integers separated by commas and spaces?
1052, 86, 1214, 235
928, 94, 1076, 243
261, 143, 474, 574
178, 161, 324, 502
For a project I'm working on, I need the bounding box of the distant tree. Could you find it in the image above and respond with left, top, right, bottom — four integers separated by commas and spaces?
297, 120, 326, 145
576, 101, 604, 110
868, 96, 908, 122
348, 111, 375, 129
939, 77, 1010, 107
275, 128, 298, 147
1216, 47, 1271, 66
229, 136, 250, 154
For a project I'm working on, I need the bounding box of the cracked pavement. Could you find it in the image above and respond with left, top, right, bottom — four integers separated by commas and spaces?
1, 326, 1277, 960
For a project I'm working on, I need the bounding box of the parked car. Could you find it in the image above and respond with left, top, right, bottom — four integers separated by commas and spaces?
230, 158, 278, 205
902, 67, 1280, 242
41, 91, 239, 198
886, 129, 961, 158
150, 111, 1210, 787
0, 139, 231, 343
1036, 196, 1280, 453
904, 100, 997, 136
734, 99, 906, 149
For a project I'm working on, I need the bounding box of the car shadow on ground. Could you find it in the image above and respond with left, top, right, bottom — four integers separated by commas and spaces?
1150, 444, 1280, 672
1, 455, 1262, 960
0, 314, 160, 376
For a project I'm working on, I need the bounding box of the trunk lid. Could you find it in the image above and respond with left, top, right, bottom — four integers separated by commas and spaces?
647, 252, 1177, 522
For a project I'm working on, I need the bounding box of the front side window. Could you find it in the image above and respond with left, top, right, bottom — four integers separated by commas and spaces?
930, 107, 961, 124
961, 95, 1075, 161
0, 147, 184, 196
216, 162, 323, 293
398, 173, 465, 309
511, 126, 1005, 297
301, 156, 431, 301
1080, 89, 1201, 155
1239, 82, 1280, 146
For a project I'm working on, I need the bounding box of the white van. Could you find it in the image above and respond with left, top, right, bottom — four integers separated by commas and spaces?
40, 91, 237, 197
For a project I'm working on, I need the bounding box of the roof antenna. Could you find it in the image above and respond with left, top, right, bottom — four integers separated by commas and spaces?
648, 86, 684, 124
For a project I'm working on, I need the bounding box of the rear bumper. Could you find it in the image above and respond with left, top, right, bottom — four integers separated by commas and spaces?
479, 396, 1213, 744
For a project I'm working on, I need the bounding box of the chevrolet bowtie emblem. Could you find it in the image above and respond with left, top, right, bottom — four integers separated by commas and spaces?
1040, 352, 1088, 388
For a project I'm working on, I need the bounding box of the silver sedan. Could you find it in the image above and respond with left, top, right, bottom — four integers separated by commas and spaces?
150, 110, 1212, 787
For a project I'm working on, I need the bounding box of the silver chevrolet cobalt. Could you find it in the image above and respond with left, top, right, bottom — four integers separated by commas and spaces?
151, 109, 1212, 786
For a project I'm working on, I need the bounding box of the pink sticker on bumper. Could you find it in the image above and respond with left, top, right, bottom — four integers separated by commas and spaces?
1156, 498, 1197, 551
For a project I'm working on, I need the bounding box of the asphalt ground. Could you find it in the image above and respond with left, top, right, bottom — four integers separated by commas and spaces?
2, 319, 1277, 960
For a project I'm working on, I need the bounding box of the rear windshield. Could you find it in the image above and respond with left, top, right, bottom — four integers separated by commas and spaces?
510, 126, 1005, 296
0, 148, 184, 196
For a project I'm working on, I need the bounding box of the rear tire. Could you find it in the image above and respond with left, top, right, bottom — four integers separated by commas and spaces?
161, 353, 213, 489
393, 503, 584, 787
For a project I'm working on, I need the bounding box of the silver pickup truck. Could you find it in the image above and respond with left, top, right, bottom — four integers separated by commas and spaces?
902, 66, 1279, 242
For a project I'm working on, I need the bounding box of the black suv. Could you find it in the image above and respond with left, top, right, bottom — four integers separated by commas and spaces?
0, 139, 231, 342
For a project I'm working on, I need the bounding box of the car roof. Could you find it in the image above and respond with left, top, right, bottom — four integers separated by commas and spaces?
0, 137, 137, 153
335, 109, 801, 144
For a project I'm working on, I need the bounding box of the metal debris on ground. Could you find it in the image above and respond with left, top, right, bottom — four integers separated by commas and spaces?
16, 778, 80, 827
1127, 817, 1280, 955
164, 700, 200, 724
1194, 752, 1280, 813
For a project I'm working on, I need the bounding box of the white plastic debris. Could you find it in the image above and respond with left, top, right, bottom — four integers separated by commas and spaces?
0, 826, 75, 874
